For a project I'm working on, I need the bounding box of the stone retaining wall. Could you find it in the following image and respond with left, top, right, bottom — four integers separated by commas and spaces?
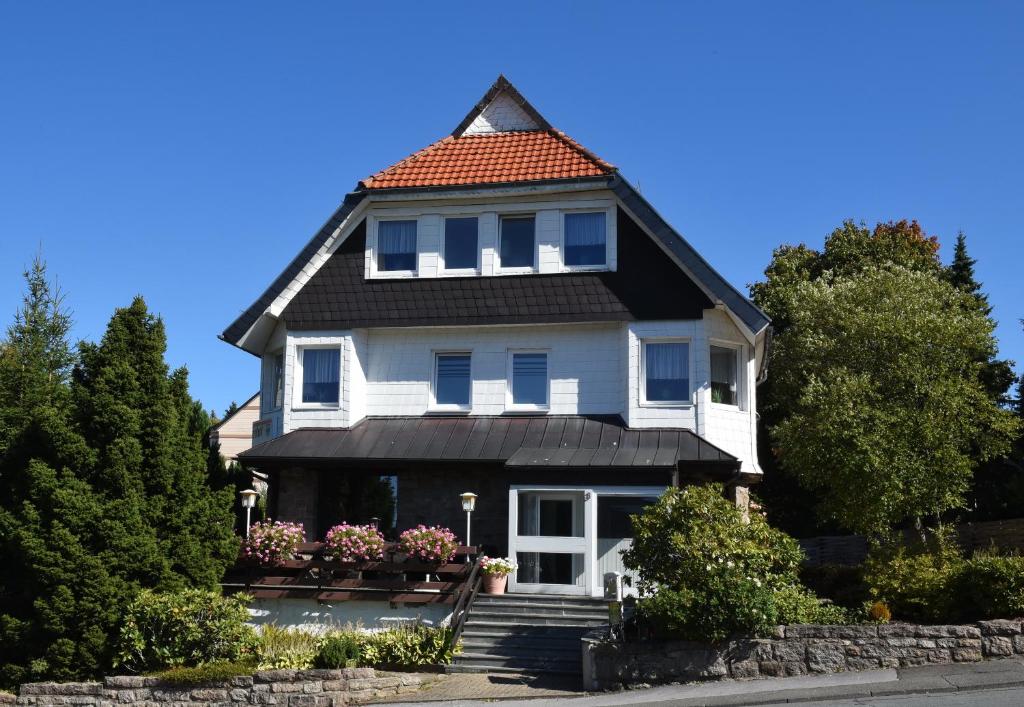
583, 620, 1024, 691
14, 668, 437, 706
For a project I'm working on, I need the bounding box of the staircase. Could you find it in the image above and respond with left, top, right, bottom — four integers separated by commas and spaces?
451, 594, 609, 675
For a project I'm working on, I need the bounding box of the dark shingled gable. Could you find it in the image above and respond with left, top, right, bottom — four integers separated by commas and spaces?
281, 207, 713, 330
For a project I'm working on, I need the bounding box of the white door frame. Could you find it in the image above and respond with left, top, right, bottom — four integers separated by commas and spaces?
507, 484, 665, 597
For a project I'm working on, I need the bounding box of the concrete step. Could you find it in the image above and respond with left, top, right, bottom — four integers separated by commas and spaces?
452, 653, 582, 675
462, 620, 598, 633
467, 610, 607, 626
446, 663, 582, 677
474, 594, 608, 607
470, 601, 609, 617
461, 638, 581, 655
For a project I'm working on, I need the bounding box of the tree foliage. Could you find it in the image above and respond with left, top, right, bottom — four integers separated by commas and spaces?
0, 261, 237, 687
769, 266, 1018, 537
752, 220, 1018, 537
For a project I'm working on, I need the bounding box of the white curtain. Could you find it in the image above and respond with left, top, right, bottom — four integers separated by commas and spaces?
304, 348, 339, 384
565, 212, 606, 247
646, 342, 688, 380
379, 220, 417, 254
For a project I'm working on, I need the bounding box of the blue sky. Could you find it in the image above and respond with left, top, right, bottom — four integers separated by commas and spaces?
1, 2, 1021, 415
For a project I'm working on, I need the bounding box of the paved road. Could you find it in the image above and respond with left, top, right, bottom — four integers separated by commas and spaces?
381, 658, 1024, 706
754, 686, 1024, 706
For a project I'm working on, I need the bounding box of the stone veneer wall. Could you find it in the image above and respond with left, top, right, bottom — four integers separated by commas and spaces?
12, 667, 436, 707
584, 620, 1024, 691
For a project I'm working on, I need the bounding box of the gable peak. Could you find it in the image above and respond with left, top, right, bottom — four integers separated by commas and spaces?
452, 75, 552, 137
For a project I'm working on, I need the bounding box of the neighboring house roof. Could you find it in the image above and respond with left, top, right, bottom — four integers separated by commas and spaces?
220, 76, 770, 353
238, 415, 740, 475
281, 210, 711, 330
360, 131, 614, 190
210, 391, 261, 433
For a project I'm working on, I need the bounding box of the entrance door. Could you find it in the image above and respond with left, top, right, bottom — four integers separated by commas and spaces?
508, 490, 590, 595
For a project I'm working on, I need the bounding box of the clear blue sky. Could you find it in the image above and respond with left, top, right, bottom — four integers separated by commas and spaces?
2, 2, 1021, 416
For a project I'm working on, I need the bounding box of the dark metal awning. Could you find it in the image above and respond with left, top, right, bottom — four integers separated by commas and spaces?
239, 415, 739, 471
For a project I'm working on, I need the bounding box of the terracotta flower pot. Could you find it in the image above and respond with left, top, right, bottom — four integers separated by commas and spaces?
483, 573, 508, 595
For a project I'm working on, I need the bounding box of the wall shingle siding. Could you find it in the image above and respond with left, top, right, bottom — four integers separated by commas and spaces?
281, 208, 712, 330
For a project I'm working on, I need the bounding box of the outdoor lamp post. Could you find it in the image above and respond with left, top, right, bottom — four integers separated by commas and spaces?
460, 492, 477, 560
240, 489, 259, 537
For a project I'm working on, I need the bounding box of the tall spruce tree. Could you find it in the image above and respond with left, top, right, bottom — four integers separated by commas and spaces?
73, 297, 238, 589
943, 232, 1016, 405
0, 279, 237, 687
0, 258, 126, 685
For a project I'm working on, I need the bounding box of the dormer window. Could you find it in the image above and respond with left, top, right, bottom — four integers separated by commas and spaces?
499, 215, 536, 271
443, 217, 479, 272
378, 220, 417, 272
564, 212, 606, 267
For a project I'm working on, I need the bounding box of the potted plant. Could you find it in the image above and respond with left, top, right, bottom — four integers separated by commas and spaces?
480, 556, 517, 595
324, 523, 385, 563
243, 519, 305, 567
398, 525, 458, 564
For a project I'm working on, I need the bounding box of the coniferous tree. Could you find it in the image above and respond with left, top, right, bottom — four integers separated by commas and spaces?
942, 232, 1016, 406
0, 275, 238, 687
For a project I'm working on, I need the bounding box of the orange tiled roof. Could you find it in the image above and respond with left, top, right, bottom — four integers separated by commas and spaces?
361, 130, 615, 190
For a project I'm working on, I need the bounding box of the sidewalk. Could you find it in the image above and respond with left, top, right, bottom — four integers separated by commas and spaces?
376, 657, 1024, 706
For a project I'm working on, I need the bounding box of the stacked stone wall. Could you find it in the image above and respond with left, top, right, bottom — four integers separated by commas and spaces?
14, 667, 436, 706
585, 620, 1024, 690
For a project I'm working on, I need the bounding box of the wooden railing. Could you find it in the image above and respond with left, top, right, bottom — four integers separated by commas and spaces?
448, 557, 484, 648
222, 542, 478, 607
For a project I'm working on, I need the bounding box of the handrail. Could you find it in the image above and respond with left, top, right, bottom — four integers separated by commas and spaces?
448, 556, 484, 650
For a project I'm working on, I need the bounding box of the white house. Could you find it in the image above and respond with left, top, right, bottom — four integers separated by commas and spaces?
222, 76, 770, 601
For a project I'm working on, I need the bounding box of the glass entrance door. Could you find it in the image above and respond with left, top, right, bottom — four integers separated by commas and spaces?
508, 490, 590, 595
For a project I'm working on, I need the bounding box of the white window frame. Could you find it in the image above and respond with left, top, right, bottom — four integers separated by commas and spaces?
439, 215, 481, 275
370, 216, 419, 278
292, 344, 342, 410
430, 350, 473, 413
560, 207, 612, 272
507, 484, 667, 597
709, 339, 744, 410
505, 348, 550, 412
639, 337, 693, 407
497, 214, 538, 274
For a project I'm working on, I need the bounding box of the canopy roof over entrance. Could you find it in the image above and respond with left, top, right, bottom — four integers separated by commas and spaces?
238, 415, 739, 473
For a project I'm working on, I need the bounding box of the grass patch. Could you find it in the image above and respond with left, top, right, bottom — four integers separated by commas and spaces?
151, 660, 257, 685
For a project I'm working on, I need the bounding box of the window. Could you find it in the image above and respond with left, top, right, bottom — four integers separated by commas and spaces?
509, 351, 548, 409
499, 215, 535, 269
300, 347, 340, 405
433, 353, 471, 409
443, 217, 478, 271
710, 345, 739, 406
564, 211, 606, 266
377, 220, 417, 272
271, 353, 284, 410
643, 341, 689, 404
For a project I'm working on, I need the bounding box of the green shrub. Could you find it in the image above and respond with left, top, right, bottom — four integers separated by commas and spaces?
863, 532, 963, 623
953, 553, 1024, 621
256, 624, 322, 670
114, 590, 259, 673
315, 633, 361, 669
772, 584, 852, 625
152, 660, 256, 684
799, 565, 870, 610
360, 624, 456, 668
624, 485, 837, 640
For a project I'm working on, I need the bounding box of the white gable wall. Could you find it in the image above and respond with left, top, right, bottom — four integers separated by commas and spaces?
463, 91, 540, 134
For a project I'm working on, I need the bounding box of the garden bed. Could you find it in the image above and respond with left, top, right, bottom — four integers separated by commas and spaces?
583, 619, 1024, 691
